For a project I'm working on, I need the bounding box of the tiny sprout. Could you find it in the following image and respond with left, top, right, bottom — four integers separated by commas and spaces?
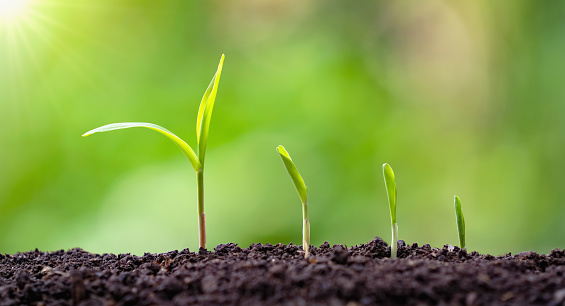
276, 145, 310, 258
382, 163, 398, 258
454, 195, 466, 249
83, 54, 225, 250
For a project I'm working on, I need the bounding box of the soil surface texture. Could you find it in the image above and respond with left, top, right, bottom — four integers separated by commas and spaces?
1, 237, 564, 305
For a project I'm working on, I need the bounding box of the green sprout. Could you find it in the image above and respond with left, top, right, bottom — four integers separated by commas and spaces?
454, 195, 466, 249
382, 163, 398, 258
276, 145, 310, 258
82, 54, 225, 250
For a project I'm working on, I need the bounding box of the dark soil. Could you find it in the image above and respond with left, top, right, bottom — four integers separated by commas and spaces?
1, 237, 564, 305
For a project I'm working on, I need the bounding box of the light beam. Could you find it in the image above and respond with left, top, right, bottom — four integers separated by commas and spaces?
0, 0, 29, 21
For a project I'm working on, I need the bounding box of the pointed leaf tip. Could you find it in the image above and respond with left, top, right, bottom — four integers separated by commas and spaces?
276, 145, 290, 158
196, 54, 225, 164
382, 163, 397, 224
277, 145, 307, 204
82, 122, 202, 171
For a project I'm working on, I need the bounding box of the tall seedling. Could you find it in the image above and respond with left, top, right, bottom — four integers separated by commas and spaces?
277, 145, 310, 258
83, 54, 225, 250
383, 163, 398, 258
454, 196, 466, 249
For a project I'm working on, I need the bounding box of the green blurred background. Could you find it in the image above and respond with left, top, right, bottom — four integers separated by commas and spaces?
1, 0, 564, 256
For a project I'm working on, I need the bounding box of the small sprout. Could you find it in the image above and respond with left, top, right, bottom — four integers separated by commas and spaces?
454, 195, 466, 249
382, 163, 398, 258
83, 54, 225, 250
276, 145, 310, 258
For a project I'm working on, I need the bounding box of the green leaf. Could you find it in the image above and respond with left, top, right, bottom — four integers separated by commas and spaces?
196, 54, 225, 164
383, 163, 397, 224
83, 122, 201, 171
277, 145, 308, 204
454, 195, 466, 249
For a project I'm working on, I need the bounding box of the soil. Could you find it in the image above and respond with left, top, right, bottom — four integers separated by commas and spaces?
0, 237, 564, 305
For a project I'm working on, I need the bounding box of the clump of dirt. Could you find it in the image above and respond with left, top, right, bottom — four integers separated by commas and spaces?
1, 237, 564, 305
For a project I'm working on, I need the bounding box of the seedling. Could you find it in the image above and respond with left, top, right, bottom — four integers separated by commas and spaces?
382, 163, 398, 258
82, 54, 225, 250
454, 195, 465, 249
276, 145, 310, 258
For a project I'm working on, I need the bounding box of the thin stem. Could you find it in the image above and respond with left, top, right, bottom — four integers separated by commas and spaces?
197, 168, 206, 250
302, 201, 310, 258
391, 222, 398, 258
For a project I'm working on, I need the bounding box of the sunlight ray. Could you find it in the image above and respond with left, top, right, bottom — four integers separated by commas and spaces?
0, 0, 29, 21
13, 17, 60, 116
22, 15, 101, 91
3, 24, 26, 121
1, 0, 108, 128
33, 0, 128, 11
27, 9, 107, 50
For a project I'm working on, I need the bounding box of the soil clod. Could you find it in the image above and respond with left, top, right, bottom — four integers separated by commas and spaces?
1, 238, 564, 305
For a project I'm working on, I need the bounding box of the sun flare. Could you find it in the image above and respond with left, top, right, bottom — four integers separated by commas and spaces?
0, 0, 29, 21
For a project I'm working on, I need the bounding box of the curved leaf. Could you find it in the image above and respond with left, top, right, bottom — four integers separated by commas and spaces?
383, 163, 397, 224
197, 54, 225, 164
83, 122, 201, 171
277, 145, 308, 204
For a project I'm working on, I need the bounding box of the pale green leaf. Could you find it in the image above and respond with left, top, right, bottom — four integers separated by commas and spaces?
83, 122, 201, 171
277, 145, 308, 204
197, 54, 225, 164
454, 195, 466, 249
383, 163, 397, 224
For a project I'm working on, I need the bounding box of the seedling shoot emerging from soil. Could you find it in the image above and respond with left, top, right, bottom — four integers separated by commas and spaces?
454, 195, 466, 249
276, 145, 310, 258
382, 163, 398, 258
83, 54, 225, 250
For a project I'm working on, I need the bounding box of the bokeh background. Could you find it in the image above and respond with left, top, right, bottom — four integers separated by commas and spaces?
1, 0, 564, 256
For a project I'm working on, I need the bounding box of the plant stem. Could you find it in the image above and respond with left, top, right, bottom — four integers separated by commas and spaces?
391, 222, 398, 258
302, 200, 310, 258
197, 168, 206, 250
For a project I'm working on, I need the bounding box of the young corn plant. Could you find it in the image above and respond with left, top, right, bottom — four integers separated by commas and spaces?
82, 54, 225, 250
276, 145, 310, 258
454, 195, 465, 249
382, 163, 398, 258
